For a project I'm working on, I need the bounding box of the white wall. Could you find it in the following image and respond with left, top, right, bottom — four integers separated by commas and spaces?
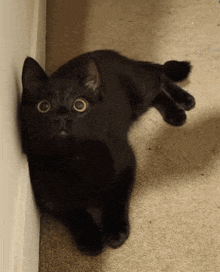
0, 0, 46, 271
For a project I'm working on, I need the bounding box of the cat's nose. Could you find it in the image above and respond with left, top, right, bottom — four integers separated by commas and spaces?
56, 106, 69, 115
53, 117, 73, 130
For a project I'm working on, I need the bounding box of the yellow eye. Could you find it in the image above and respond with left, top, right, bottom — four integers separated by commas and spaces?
37, 100, 51, 113
73, 98, 88, 112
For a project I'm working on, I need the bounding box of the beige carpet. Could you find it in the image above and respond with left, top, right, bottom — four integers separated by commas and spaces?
39, 0, 220, 271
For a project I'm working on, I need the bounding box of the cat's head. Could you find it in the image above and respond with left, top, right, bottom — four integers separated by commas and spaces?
19, 56, 131, 156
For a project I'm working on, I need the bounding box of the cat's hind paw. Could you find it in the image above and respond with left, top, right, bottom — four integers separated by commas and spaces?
163, 107, 187, 127
176, 91, 196, 111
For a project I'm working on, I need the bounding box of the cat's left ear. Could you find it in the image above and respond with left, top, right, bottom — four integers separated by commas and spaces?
22, 57, 48, 92
85, 60, 101, 91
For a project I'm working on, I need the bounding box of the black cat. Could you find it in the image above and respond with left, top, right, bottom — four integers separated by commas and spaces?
19, 50, 195, 256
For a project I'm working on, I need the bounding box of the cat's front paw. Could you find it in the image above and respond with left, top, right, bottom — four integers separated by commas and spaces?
105, 222, 130, 249
75, 229, 104, 256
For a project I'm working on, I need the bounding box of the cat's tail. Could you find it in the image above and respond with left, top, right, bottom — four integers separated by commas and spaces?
136, 60, 192, 82
163, 60, 191, 82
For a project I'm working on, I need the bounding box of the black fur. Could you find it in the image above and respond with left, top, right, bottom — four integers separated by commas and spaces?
19, 50, 195, 256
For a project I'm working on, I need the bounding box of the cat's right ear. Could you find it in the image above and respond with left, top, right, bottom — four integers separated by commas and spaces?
22, 57, 48, 92
85, 60, 101, 92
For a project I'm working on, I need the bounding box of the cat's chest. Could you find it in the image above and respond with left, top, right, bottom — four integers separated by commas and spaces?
30, 152, 116, 211
30, 145, 115, 183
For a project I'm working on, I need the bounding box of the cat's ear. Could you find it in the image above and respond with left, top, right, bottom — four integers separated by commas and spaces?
84, 60, 101, 91
22, 57, 48, 91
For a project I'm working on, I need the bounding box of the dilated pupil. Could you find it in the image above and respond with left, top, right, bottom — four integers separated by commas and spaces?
75, 101, 84, 110
40, 102, 49, 111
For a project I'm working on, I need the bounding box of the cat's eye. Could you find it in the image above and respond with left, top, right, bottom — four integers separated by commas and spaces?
37, 100, 51, 113
73, 98, 88, 112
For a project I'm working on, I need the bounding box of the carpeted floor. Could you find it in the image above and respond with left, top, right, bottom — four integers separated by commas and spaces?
39, 0, 220, 271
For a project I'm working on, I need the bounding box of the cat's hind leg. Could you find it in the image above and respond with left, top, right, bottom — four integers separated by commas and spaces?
151, 78, 195, 126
